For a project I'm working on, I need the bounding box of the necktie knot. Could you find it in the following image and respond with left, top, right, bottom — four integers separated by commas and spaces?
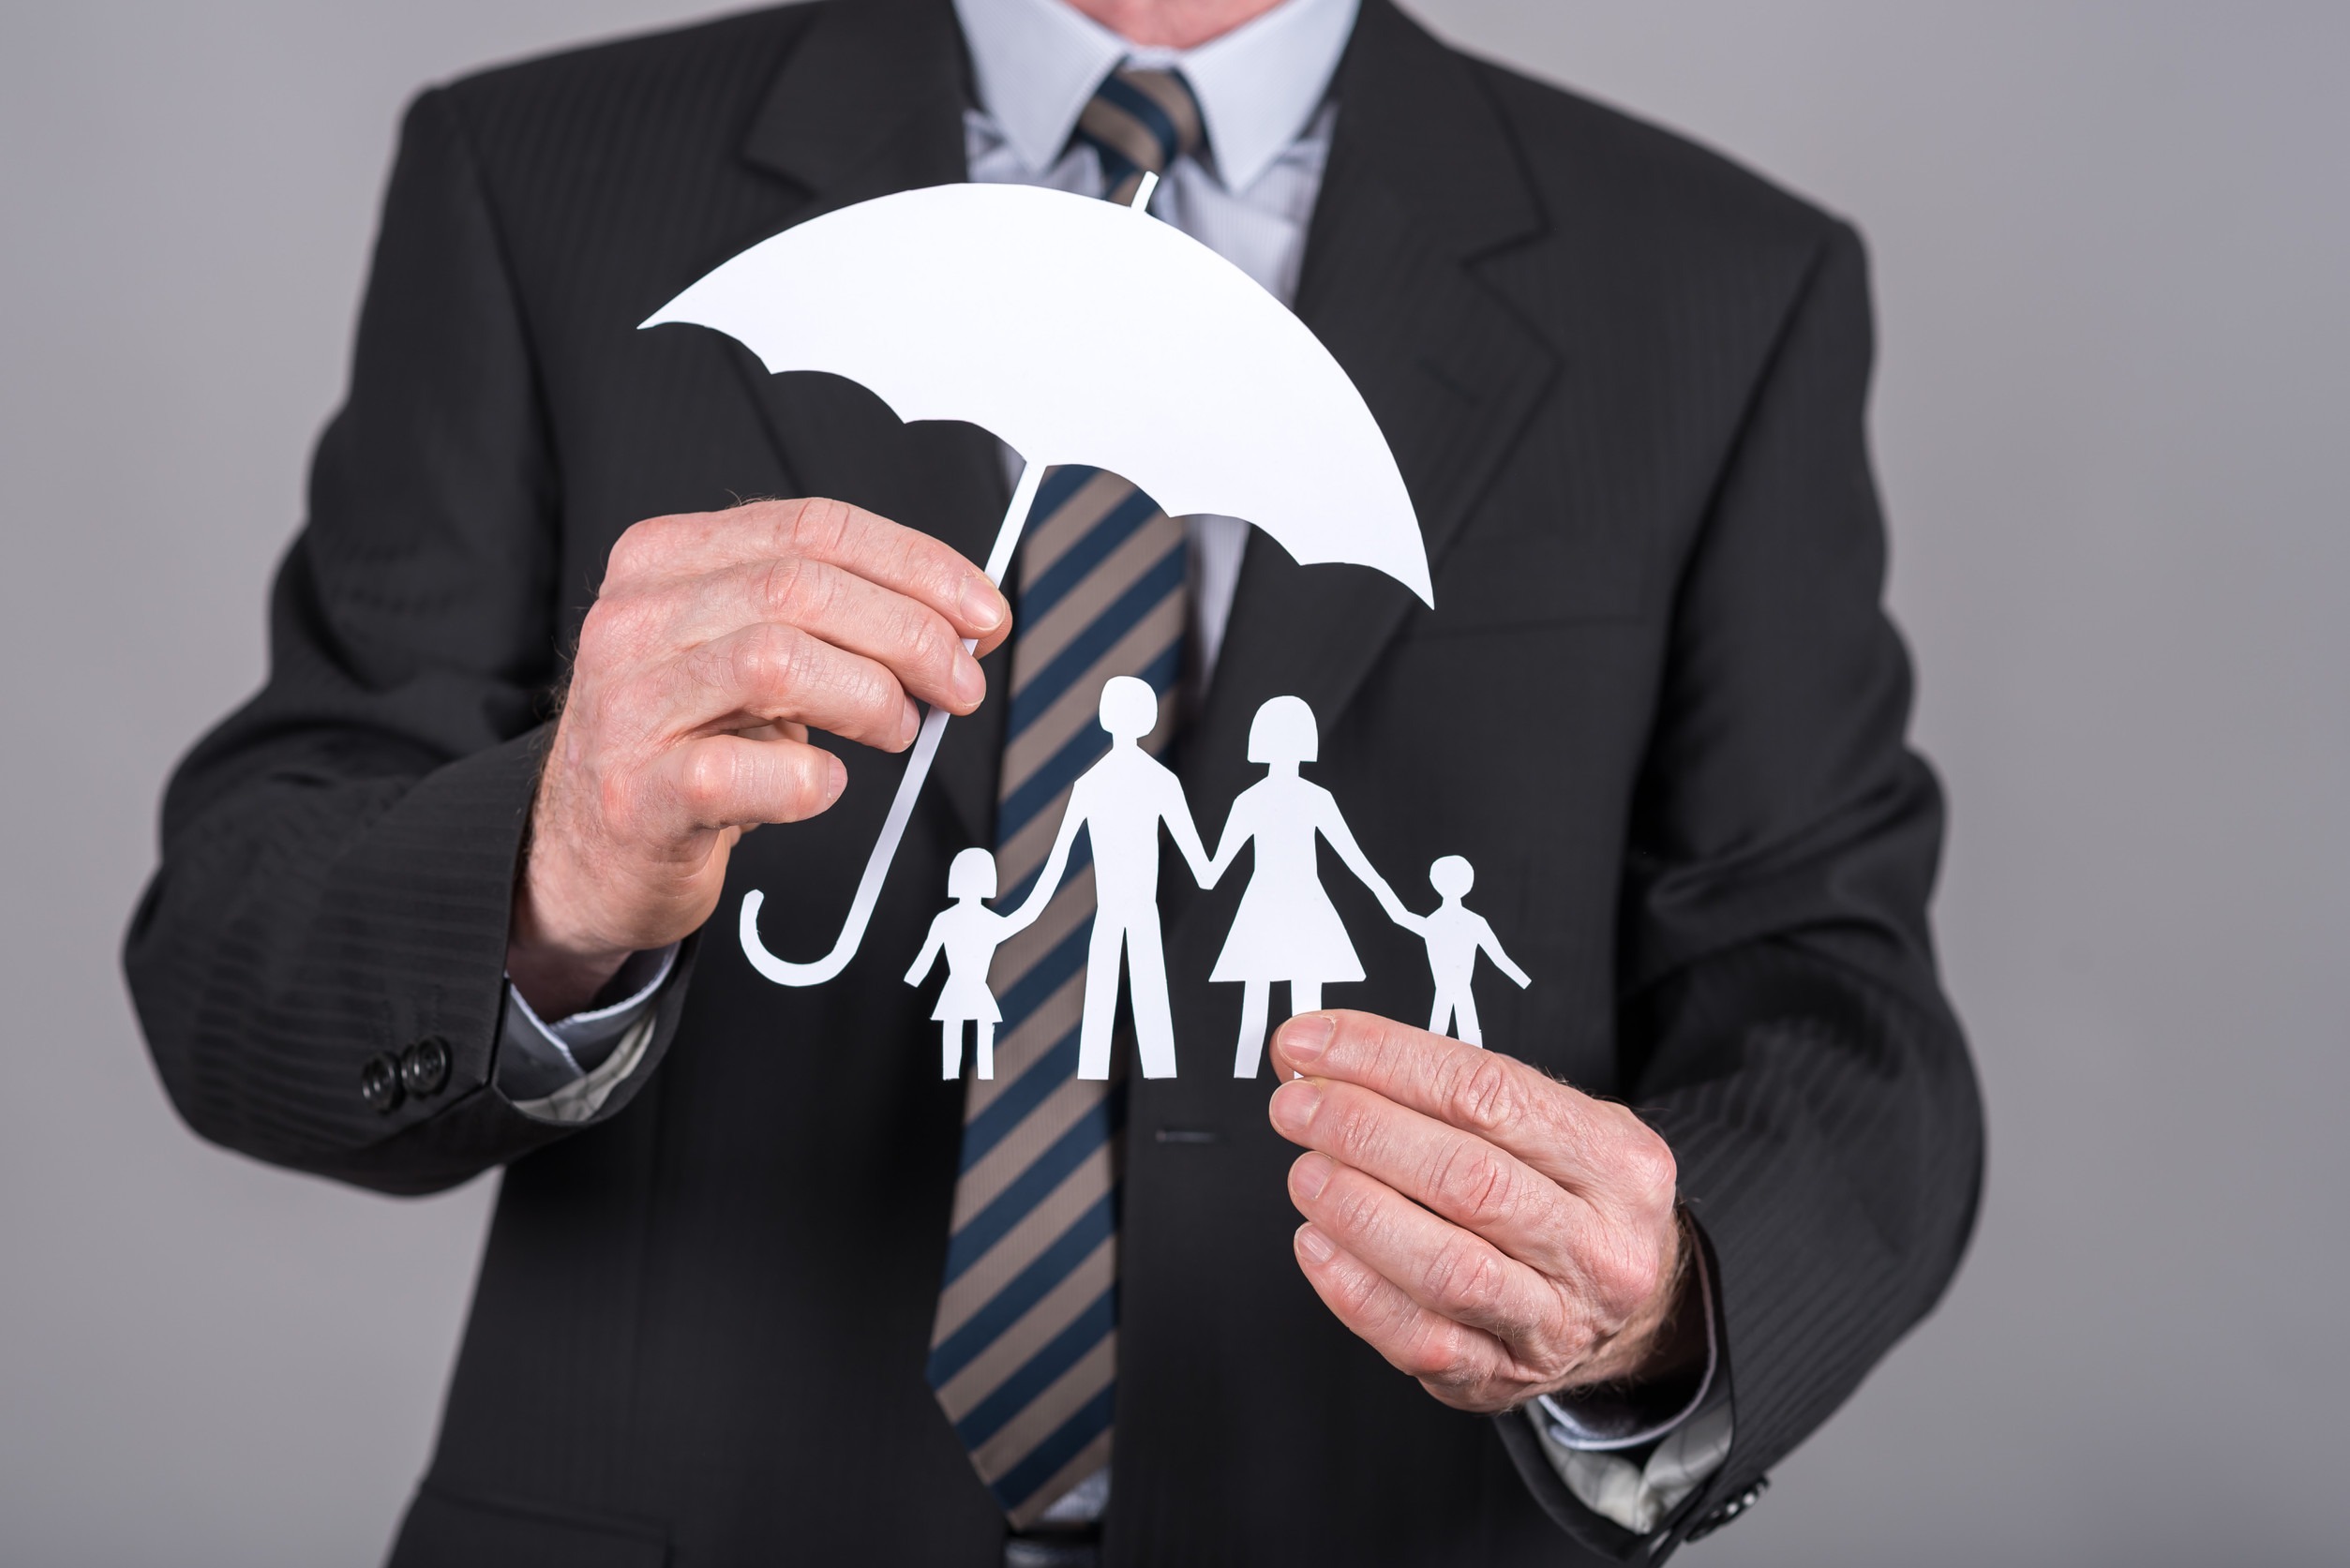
1075, 67, 1205, 203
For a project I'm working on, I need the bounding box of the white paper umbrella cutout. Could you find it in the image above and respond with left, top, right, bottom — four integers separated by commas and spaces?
641, 176, 1433, 987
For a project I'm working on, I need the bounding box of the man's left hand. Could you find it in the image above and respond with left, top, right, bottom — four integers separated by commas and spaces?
1266, 1010, 1694, 1412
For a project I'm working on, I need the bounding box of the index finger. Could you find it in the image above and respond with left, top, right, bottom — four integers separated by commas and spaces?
1267, 1010, 1669, 1214
606, 497, 1012, 656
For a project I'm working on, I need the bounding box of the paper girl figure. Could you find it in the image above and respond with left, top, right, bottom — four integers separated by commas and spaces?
1393, 855, 1531, 1048
905, 847, 1038, 1080
1207, 695, 1412, 1077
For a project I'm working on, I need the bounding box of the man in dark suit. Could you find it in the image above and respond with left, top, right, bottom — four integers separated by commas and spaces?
126, 0, 1983, 1561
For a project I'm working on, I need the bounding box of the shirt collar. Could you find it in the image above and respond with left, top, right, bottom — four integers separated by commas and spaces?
951, 0, 1358, 193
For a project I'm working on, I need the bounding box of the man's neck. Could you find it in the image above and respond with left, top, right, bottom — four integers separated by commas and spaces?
1061, 0, 1286, 50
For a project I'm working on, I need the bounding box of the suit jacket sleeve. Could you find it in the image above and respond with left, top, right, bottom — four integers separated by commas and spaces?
123, 88, 685, 1196
1498, 221, 1984, 1555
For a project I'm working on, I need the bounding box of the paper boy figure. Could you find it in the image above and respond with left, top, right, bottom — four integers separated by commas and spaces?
1395, 855, 1530, 1048
905, 847, 1036, 1080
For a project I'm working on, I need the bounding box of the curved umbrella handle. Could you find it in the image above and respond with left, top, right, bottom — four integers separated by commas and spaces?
738, 459, 1043, 987
739, 702, 953, 985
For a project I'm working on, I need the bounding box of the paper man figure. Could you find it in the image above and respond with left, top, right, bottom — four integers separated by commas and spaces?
1207, 695, 1412, 1077
1393, 855, 1530, 1048
1014, 676, 1213, 1080
905, 847, 1039, 1080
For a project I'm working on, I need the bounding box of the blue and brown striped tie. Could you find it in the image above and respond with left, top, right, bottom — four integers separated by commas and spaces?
925, 67, 1204, 1530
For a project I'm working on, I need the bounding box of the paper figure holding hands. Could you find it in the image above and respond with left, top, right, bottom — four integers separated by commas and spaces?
1394, 855, 1530, 1048
906, 848, 1039, 1080
1013, 676, 1213, 1081
1208, 696, 1412, 1077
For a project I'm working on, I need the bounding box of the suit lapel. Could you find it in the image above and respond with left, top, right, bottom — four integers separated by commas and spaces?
740, 0, 966, 214
1186, 0, 1558, 814
729, 0, 1011, 847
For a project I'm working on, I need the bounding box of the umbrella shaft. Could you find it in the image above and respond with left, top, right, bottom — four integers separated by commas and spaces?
982, 458, 1045, 586
739, 459, 1044, 987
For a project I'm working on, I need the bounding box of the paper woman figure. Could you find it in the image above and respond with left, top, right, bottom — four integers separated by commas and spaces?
1207, 696, 1410, 1077
1393, 855, 1531, 1048
905, 847, 1039, 1080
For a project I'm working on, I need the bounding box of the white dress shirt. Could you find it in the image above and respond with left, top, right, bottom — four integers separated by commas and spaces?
497, 0, 1730, 1536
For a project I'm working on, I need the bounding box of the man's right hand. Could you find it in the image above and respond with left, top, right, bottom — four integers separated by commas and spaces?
506, 498, 1011, 1019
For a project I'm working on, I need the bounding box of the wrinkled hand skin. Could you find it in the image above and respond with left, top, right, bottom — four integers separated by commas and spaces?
1267, 1010, 1698, 1413
508, 498, 1012, 1018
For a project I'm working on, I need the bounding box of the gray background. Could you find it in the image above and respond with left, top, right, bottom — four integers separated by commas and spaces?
3, 2, 2343, 1562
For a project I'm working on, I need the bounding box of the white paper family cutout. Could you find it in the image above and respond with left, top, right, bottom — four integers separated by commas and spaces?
906, 683, 1530, 1080
643, 176, 1530, 1068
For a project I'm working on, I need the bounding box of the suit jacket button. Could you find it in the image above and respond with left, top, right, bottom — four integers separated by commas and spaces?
1686, 1475, 1769, 1542
400, 1037, 452, 1098
359, 1053, 405, 1114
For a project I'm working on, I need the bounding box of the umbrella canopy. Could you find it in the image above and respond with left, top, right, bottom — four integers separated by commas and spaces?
643, 180, 1432, 604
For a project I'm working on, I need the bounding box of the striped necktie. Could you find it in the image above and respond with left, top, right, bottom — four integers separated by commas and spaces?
925, 67, 1204, 1531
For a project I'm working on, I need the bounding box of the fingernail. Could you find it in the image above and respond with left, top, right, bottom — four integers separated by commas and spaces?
1295, 1224, 1335, 1264
1268, 1079, 1321, 1135
1279, 1013, 1334, 1065
952, 653, 985, 707
824, 754, 847, 806
960, 576, 1005, 632
1292, 1153, 1332, 1201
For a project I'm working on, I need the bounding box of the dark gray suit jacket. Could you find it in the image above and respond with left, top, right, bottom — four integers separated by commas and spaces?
125, 1, 1983, 1561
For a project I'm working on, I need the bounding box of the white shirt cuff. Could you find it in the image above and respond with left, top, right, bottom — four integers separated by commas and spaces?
1534, 1396, 1735, 1537
1524, 1240, 1732, 1533
497, 945, 677, 1123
